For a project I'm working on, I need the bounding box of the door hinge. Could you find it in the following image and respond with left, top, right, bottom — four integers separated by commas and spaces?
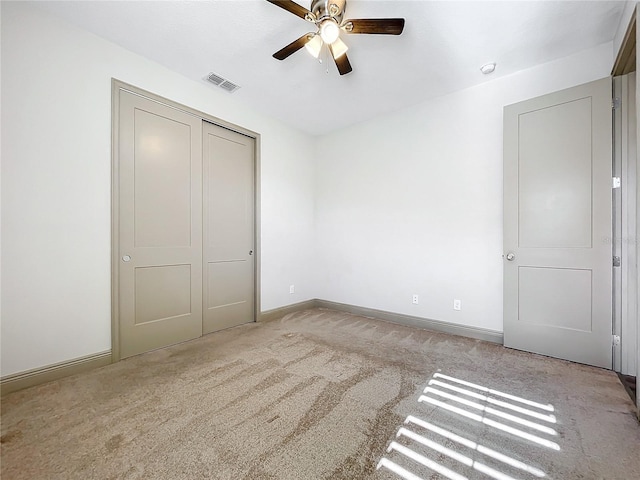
613, 256, 621, 267
613, 335, 621, 346
612, 97, 621, 109
613, 177, 621, 189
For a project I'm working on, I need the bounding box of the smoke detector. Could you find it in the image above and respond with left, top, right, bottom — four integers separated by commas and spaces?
480, 63, 496, 75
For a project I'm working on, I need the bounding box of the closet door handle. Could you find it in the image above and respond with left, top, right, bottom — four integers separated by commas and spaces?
249, 250, 253, 256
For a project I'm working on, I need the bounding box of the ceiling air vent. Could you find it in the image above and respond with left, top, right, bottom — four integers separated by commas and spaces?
205, 72, 240, 93
219, 80, 240, 93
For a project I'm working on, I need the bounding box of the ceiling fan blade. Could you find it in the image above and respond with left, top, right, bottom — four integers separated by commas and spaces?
344, 18, 405, 35
329, 43, 353, 76
273, 33, 314, 60
266, 0, 313, 20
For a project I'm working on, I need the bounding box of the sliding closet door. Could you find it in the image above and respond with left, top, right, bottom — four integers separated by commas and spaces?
203, 121, 255, 334
118, 90, 203, 358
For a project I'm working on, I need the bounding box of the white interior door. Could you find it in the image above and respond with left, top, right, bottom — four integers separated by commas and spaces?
118, 90, 203, 358
503, 77, 613, 369
203, 121, 255, 334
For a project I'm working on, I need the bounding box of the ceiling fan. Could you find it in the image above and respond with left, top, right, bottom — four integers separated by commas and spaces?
266, 0, 405, 75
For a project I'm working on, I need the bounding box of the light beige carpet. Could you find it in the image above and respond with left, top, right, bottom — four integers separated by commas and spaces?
1, 308, 639, 479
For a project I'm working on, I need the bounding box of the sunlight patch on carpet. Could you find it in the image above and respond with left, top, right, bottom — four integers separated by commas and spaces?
377, 372, 555, 479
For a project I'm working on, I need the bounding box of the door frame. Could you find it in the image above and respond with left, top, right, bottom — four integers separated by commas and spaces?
612, 73, 638, 376
612, 5, 640, 418
110, 79, 261, 363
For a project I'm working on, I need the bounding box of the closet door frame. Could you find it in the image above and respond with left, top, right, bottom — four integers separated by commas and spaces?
110, 79, 261, 363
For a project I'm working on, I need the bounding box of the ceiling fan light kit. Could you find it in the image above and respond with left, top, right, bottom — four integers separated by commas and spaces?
305, 33, 323, 58
320, 19, 340, 44
267, 0, 405, 75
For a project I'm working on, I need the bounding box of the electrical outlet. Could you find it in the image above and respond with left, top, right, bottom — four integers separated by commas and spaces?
412, 294, 419, 304
289, 285, 295, 294
453, 299, 461, 311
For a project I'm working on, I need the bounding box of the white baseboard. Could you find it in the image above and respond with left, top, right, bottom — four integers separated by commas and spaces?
314, 299, 504, 345
260, 298, 504, 345
1, 351, 112, 396
259, 299, 317, 323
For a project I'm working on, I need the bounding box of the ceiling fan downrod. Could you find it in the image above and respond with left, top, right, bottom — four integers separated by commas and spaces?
308, 0, 347, 25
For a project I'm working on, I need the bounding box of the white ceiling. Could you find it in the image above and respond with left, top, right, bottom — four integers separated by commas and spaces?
34, 0, 626, 135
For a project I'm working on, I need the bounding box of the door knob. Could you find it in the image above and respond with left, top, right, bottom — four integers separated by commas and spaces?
505, 252, 515, 261
122, 255, 131, 262
249, 250, 253, 255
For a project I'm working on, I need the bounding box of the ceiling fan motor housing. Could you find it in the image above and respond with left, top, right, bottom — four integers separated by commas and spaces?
310, 0, 346, 24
